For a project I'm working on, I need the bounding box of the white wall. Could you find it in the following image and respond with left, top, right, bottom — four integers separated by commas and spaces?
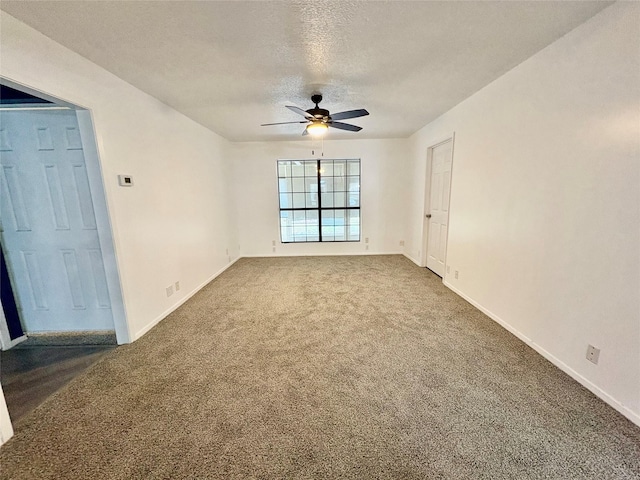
406, 2, 640, 425
231, 139, 409, 257
0, 13, 238, 341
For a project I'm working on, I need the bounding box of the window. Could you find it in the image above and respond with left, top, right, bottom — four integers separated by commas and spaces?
278, 159, 360, 243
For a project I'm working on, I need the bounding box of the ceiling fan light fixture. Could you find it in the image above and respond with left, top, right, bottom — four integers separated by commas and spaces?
306, 122, 328, 137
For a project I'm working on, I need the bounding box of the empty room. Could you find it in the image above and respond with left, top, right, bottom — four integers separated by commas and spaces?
0, 1, 638, 478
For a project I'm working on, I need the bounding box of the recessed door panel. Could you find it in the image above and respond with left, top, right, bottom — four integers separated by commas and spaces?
0, 129, 12, 151
88, 249, 111, 308
1, 166, 31, 231
64, 127, 83, 150
36, 127, 54, 151
442, 170, 451, 212
21, 251, 48, 310
72, 165, 97, 229
44, 165, 70, 230
62, 250, 86, 309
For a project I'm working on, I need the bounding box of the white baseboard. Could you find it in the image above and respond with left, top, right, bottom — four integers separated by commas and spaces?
132, 257, 241, 341
0, 334, 27, 351
443, 280, 640, 428
0, 304, 27, 351
403, 252, 422, 266
241, 251, 404, 258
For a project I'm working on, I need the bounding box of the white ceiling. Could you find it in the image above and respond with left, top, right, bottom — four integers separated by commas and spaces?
1, 1, 612, 142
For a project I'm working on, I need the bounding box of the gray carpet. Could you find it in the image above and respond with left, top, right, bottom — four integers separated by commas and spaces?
1, 255, 638, 479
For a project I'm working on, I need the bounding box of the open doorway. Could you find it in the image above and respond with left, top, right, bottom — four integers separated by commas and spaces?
0, 80, 127, 428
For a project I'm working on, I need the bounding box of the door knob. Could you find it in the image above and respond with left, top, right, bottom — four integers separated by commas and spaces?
425, 214, 432, 218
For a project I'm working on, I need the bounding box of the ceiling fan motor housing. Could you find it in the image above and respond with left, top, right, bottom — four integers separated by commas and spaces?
307, 108, 330, 120
308, 94, 329, 120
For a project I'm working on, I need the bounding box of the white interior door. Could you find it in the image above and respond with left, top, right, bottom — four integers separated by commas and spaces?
0, 109, 114, 332
426, 139, 453, 277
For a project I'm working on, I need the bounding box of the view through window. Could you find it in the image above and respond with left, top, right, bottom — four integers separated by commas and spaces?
277, 159, 360, 243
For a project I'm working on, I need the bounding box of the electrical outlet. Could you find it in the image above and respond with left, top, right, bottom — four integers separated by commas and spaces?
272, 240, 276, 246
117, 174, 134, 186
166, 285, 173, 297
399, 240, 405, 246
365, 245, 369, 251
586, 345, 600, 365
272, 247, 276, 253
175, 281, 180, 291
454, 270, 459, 279
365, 237, 369, 244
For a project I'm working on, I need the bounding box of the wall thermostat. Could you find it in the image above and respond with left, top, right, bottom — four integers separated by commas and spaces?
118, 174, 134, 186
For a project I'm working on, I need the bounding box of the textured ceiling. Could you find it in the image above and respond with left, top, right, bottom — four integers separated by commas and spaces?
1, 1, 611, 142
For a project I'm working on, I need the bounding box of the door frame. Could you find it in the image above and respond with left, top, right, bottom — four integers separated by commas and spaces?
0, 242, 26, 350
0, 77, 130, 344
421, 133, 455, 274
76, 109, 130, 343
0, 305, 26, 351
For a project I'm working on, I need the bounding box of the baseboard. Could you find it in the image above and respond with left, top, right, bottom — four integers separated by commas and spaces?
132, 257, 241, 341
0, 334, 27, 351
443, 280, 640, 428
241, 251, 404, 258
19, 331, 116, 346
403, 252, 422, 266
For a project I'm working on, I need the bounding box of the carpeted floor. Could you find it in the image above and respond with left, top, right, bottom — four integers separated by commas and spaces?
1, 255, 639, 479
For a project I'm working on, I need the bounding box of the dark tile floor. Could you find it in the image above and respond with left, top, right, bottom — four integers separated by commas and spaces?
1, 345, 115, 423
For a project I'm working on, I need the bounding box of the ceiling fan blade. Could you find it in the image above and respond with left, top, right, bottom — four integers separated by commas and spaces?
329, 109, 369, 121
328, 121, 362, 132
286, 105, 314, 119
261, 121, 308, 126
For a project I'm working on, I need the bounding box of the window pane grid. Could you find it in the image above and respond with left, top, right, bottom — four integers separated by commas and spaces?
278, 159, 360, 243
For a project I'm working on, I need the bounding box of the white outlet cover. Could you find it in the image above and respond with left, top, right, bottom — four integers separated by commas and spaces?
586, 345, 600, 364
118, 174, 134, 186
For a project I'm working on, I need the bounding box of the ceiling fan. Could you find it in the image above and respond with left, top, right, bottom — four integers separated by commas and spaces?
261, 94, 369, 136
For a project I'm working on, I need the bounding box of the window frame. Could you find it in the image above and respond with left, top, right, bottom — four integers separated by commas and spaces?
277, 159, 361, 243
